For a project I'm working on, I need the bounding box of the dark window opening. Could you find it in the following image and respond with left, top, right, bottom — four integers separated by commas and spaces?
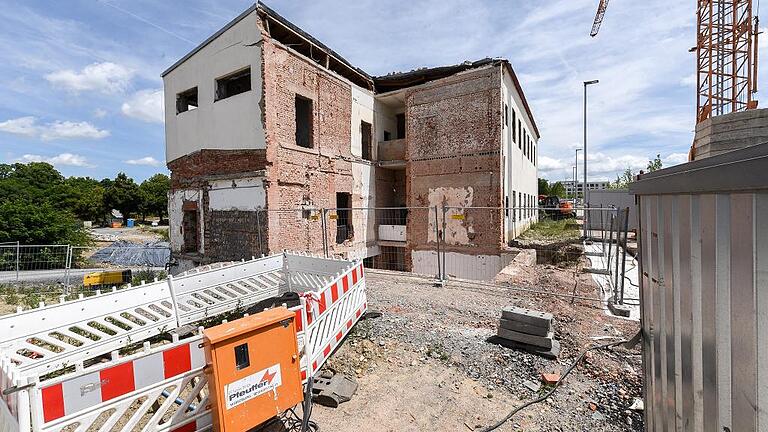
504, 104, 509, 127
396, 113, 406, 139
369, 246, 406, 272
512, 110, 517, 142
383, 130, 391, 141
361, 121, 372, 161
336, 193, 352, 244
234, 343, 250, 370
215, 68, 251, 101
295, 95, 313, 148
176, 87, 198, 114
517, 120, 522, 149
182, 209, 199, 253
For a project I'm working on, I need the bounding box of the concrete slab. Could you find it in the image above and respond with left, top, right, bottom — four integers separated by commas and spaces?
497, 327, 554, 349
501, 306, 552, 328
487, 336, 560, 360
498, 318, 551, 336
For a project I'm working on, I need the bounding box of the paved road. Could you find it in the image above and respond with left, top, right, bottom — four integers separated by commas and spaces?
0, 267, 165, 285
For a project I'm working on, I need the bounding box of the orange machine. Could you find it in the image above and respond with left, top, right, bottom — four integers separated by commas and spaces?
203, 307, 303, 432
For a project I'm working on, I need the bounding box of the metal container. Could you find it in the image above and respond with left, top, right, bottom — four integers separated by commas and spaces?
630, 143, 768, 431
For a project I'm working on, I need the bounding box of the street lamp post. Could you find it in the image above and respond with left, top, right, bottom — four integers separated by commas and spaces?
574, 148, 582, 201
583, 79, 599, 239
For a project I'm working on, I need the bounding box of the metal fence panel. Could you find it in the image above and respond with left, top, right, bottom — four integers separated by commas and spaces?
630, 142, 768, 431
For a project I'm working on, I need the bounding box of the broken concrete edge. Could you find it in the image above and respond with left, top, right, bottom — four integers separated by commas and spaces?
607, 300, 631, 318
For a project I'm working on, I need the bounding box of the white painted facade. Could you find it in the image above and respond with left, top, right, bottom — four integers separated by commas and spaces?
163, 10, 266, 163
501, 67, 539, 241
208, 177, 266, 211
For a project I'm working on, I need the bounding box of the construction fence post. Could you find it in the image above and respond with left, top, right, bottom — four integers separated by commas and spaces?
321, 208, 329, 258
613, 210, 621, 301
441, 204, 447, 281
64, 245, 73, 292
434, 206, 442, 283
619, 207, 630, 305
256, 209, 264, 257
15, 240, 20, 282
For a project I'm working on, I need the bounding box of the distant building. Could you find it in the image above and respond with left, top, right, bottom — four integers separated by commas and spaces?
162, 2, 540, 279
561, 180, 610, 197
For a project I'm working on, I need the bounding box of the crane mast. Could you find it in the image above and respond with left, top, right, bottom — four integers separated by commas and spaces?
696, 0, 759, 123
590, 0, 610, 37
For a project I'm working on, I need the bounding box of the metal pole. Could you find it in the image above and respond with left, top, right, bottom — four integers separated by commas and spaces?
575, 148, 581, 201
434, 206, 442, 283
441, 205, 447, 280
64, 245, 72, 290
583, 83, 588, 238
619, 207, 630, 305
256, 209, 263, 257
321, 209, 329, 258
583, 80, 598, 238
614, 209, 623, 301
15, 241, 20, 282
607, 213, 614, 267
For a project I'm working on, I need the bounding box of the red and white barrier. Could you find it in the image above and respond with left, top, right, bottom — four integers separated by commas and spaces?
1, 253, 367, 432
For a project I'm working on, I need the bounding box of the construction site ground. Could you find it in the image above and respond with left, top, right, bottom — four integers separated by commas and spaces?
316, 260, 643, 431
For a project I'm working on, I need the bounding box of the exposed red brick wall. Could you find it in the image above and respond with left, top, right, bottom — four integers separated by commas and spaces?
260, 35, 357, 255
168, 149, 267, 189
405, 66, 504, 255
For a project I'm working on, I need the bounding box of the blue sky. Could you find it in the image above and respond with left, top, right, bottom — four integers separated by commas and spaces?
0, 0, 765, 182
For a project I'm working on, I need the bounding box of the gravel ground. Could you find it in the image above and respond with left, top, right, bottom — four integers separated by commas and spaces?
315, 258, 643, 431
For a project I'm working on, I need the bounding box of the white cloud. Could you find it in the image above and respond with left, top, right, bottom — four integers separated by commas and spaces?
17, 153, 94, 167
663, 152, 689, 166
45, 62, 134, 94
0, 116, 38, 137
121, 89, 164, 123
40, 120, 110, 140
0, 116, 109, 141
125, 156, 161, 166
93, 108, 107, 118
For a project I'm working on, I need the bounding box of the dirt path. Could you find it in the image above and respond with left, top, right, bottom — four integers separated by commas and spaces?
314, 263, 643, 431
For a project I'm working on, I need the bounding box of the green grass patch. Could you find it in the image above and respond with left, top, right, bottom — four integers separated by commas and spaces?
519, 218, 581, 242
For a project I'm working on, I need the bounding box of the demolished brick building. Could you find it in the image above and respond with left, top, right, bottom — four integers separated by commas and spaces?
162, 2, 540, 280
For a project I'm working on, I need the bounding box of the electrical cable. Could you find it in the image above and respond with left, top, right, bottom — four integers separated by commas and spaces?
478, 339, 629, 432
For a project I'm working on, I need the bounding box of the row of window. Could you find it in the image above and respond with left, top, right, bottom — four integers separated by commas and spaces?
503, 103, 536, 166
506, 191, 536, 222
176, 67, 253, 114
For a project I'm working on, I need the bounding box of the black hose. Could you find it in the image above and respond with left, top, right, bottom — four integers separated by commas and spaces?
478, 339, 628, 432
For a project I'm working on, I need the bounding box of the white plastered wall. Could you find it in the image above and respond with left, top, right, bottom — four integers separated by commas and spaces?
163, 10, 266, 163
501, 67, 539, 241
208, 177, 266, 211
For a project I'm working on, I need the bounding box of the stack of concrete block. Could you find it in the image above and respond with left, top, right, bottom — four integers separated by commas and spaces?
493, 306, 560, 358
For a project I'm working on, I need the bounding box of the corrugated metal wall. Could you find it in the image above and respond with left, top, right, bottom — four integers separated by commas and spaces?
631, 144, 768, 431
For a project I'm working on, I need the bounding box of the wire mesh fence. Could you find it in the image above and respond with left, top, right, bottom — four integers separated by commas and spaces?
0, 243, 171, 296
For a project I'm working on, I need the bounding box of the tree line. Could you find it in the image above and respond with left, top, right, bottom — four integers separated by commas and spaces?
0, 162, 169, 245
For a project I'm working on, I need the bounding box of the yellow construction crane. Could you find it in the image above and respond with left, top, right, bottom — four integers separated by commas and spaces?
590, 0, 610, 37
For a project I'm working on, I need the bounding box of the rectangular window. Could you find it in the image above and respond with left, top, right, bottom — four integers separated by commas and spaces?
533, 143, 536, 165
383, 130, 391, 141
361, 121, 372, 161
512, 192, 517, 221
512, 110, 517, 142
336, 193, 353, 244
504, 104, 509, 127
518, 192, 522, 221
215, 67, 251, 101
518, 120, 522, 149
234, 343, 250, 370
396, 113, 406, 139
182, 209, 199, 253
295, 95, 313, 148
176, 87, 198, 114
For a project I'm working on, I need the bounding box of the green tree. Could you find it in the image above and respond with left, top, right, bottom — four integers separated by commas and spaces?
647, 154, 663, 172
55, 177, 106, 223
139, 174, 170, 223
538, 178, 550, 196
0, 200, 89, 245
104, 173, 140, 220
0, 162, 64, 204
549, 181, 566, 197
610, 168, 635, 189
